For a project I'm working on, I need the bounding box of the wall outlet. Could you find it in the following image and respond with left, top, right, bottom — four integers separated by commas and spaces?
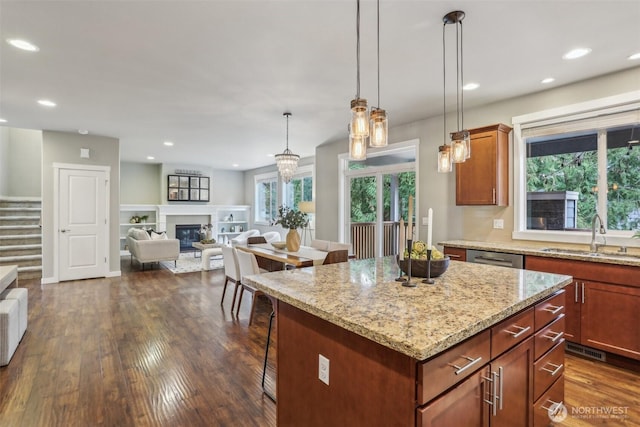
493, 219, 504, 229
318, 354, 330, 385
422, 217, 428, 226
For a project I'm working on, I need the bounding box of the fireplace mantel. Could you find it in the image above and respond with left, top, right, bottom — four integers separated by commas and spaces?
157, 204, 217, 231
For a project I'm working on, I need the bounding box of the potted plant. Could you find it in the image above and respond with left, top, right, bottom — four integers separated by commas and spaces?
273, 205, 308, 252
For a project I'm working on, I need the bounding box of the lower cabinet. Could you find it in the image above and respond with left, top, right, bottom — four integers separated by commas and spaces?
417, 292, 564, 427
526, 256, 640, 361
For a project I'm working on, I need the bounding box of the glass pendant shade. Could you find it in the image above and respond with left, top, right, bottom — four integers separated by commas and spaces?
350, 98, 369, 137
369, 108, 388, 147
437, 145, 453, 173
450, 130, 469, 163
349, 134, 367, 161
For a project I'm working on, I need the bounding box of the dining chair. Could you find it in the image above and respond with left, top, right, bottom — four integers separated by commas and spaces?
221, 246, 242, 311
246, 236, 267, 245
235, 250, 265, 326
322, 249, 349, 265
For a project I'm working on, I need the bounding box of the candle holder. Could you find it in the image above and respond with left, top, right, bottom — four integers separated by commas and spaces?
401, 239, 416, 287
422, 249, 435, 285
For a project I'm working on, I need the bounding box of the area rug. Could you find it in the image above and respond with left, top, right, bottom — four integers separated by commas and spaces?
160, 252, 224, 274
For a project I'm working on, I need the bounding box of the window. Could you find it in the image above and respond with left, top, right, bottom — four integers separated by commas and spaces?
513, 92, 640, 245
283, 165, 313, 210
255, 172, 278, 224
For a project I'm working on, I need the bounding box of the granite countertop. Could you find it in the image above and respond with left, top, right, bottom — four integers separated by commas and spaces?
440, 240, 640, 267
244, 257, 571, 361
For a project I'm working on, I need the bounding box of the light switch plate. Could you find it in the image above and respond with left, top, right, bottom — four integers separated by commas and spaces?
493, 219, 504, 229
80, 148, 90, 159
318, 354, 330, 385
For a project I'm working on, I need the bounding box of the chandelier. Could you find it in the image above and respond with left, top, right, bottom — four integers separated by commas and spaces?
275, 112, 299, 183
438, 10, 470, 173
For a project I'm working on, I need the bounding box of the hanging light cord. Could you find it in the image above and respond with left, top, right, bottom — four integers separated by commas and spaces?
460, 19, 464, 130
455, 19, 461, 132
442, 20, 447, 143
285, 113, 290, 150
356, 0, 361, 99
376, 0, 380, 109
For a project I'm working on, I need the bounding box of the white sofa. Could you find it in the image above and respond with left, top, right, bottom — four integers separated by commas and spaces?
127, 228, 180, 269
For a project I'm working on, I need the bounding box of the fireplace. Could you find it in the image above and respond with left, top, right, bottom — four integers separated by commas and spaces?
175, 224, 201, 252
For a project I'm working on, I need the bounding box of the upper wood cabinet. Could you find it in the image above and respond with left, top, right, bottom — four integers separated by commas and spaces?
456, 123, 512, 206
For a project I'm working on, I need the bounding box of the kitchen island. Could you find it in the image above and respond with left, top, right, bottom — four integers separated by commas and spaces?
244, 256, 572, 426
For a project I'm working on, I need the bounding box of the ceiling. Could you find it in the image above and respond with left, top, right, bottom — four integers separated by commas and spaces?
1, 1, 639, 171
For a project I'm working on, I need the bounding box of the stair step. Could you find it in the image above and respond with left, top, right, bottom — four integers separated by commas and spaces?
0, 207, 41, 211
0, 215, 41, 221
0, 244, 42, 251
0, 254, 42, 262
0, 225, 41, 230
0, 234, 41, 240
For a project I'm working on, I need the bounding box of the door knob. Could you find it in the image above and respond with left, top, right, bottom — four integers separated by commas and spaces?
60, 229, 71, 233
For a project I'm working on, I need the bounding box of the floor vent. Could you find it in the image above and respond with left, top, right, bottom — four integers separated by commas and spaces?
566, 342, 606, 362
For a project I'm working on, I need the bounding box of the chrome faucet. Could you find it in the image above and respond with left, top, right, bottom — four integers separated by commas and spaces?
590, 213, 607, 252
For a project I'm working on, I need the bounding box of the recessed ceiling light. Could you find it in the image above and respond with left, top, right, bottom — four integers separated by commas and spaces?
163, 141, 174, 146
78, 129, 89, 135
37, 99, 56, 107
562, 48, 591, 60
0, 118, 6, 123
541, 77, 555, 84
7, 38, 39, 52
147, 156, 155, 160
232, 163, 239, 168
462, 82, 479, 91
628, 52, 640, 60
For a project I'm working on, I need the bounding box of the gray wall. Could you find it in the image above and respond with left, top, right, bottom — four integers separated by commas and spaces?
160, 163, 244, 205
121, 162, 162, 204
0, 127, 42, 197
316, 67, 640, 246
41, 131, 120, 279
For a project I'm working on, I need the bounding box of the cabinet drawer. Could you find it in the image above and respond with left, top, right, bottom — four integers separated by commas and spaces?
533, 374, 565, 427
443, 246, 467, 262
417, 330, 490, 406
535, 290, 565, 331
535, 315, 565, 360
491, 307, 534, 358
534, 340, 565, 400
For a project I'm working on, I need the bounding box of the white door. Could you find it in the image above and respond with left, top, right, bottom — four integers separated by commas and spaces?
59, 168, 107, 281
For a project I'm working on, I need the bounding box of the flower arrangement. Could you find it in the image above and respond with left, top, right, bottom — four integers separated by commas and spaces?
273, 205, 308, 230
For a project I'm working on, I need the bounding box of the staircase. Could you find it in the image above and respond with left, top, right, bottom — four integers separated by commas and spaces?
0, 198, 42, 280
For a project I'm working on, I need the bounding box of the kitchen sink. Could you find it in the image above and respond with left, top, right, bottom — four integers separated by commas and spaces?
540, 247, 640, 261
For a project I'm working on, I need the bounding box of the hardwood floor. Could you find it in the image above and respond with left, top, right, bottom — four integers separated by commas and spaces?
0, 260, 637, 426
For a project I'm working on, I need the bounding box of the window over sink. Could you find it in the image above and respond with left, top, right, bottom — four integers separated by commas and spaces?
513, 91, 640, 246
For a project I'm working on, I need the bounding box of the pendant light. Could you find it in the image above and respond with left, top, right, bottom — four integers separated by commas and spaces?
275, 112, 299, 183
349, 0, 369, 160
369, 0, 388, 148
440, 10, 470, 170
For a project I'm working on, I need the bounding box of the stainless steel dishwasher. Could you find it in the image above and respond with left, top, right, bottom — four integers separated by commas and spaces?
466, 249, 524, 269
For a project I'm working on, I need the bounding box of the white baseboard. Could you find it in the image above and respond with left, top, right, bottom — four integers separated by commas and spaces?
107, 270, 121, 277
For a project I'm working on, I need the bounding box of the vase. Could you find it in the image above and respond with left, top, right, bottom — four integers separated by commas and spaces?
286, 229, 301, 252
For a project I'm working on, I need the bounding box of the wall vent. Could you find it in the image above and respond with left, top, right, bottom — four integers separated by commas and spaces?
566, 342, 606, 362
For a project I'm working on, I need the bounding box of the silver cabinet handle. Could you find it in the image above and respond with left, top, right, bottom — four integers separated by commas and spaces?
498, 366, 504, 411
447, 254, 462, 259
575, 282, 579, 303
581, 282, 585, 304
543, 305, 564, 315
448, 355, 483, 375
482, 371, 496, 416
544, 330, 564, 343
505, 325, 531, 338
541, 362, 564, 377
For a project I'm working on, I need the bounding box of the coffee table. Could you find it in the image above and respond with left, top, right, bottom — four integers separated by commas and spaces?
192, 242, 222, 258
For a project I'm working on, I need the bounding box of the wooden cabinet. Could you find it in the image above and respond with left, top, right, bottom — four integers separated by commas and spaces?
456, 123, 512, 206
443, 246, 467, 262
526, 255, 640, 361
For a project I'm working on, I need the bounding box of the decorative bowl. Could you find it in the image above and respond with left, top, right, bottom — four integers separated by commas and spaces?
271, 241, 287, 250
397, 256, 450, 278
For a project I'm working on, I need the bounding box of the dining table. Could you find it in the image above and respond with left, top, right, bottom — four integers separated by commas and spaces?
236, 243, 328, 271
